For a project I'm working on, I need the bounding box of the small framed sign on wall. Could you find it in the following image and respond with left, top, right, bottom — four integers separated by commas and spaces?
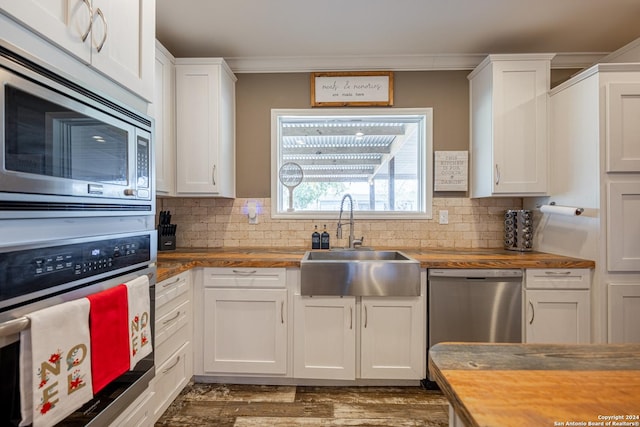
434, 151, 468, 191
311, 71, 394, 107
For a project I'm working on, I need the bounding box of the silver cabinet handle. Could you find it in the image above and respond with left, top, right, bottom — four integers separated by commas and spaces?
162, 276, 182, 288
364, 305, 368, 328
162, 355, 181, 373
95, 8, 108, 52
349, 306, 353, 330
232, 270, 257, 275
80, 0, 93, 42
281, 301, 284, 324
544, 271, 572, 275
495, 164, 500, 185
529, 301, 535, 325
212, 164, 217, 186
162, 310, 181, 325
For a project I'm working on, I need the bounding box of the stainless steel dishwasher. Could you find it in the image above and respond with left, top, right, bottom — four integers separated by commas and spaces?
428, 269, 523, 351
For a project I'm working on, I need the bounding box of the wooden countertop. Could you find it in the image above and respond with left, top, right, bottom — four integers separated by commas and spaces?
428, 342, 640, 427
156, 247, 594, 282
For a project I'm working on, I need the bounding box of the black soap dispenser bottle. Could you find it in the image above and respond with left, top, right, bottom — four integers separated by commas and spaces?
321, 224, 330, 249
312, 225, 321, 249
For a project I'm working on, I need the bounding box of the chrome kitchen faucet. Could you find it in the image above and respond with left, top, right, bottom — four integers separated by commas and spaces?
336, 194, 364, 249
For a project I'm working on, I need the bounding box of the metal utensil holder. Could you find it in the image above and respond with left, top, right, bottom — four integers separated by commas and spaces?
504, 209, 533, 251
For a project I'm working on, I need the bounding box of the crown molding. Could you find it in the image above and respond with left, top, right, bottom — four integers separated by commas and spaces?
224, 52, 608, 73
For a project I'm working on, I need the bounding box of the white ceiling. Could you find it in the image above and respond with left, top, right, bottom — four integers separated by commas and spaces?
156, 0, 640, 72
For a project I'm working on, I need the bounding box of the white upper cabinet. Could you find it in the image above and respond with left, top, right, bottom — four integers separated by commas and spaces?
0, 0, 155, 101
175, 59, 236, 197
0, 0, 92, 62
606, 83, 640, 172
89, 0, 155, 101
468, 54, 554, 197
152, 41, 176, 196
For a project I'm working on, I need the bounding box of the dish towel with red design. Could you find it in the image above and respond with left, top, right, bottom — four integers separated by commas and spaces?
19, 298, 93, 427
87, 284, 130, 394
125, 275, 153, 368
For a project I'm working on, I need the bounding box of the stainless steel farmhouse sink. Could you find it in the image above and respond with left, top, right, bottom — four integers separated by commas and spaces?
300, 250, 421, 296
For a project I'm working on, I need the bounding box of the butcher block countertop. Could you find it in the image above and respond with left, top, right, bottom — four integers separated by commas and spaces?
156, 247, 594, 282
429, 342, 640, 427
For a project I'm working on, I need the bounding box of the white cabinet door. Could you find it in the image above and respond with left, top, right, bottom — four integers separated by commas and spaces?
360, 297, 425, 379
607, 181, 640, 271
0, 0, 92, 62
469, 54, 553, 197
152, 41, 175, 195
606, 83, 640, 172
293, 295, 356, 380
608, 282, 640, 343
1, 0, 154, 100
203, 288, 287, 374
110, 387, 155, 427
175, 59, 236, 197
525, 290, 590, 344
151, 342, 192, 423
90, 0, 154, 101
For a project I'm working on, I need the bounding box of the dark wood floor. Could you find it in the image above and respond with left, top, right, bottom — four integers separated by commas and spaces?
155, 383, 449, 426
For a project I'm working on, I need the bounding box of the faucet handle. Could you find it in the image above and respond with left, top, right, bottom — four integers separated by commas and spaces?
353, 236, 364, 248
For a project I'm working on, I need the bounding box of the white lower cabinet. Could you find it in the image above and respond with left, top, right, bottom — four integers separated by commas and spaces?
608, 282, 640, 343
109, 386, 155, 427
293, 282, 426, 381
524, 269, 591, 344
199, 268, 288, 376
203, 288, 288, 374
150, 270, 193, 423
360, 296, 425, 379
293, 296, 357, 380
152, 342, 193, 421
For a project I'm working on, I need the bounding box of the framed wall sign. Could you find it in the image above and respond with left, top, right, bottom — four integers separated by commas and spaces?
311, 71, 394, 107
434, 151, 468, 191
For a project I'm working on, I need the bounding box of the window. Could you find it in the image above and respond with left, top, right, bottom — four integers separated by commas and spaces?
271, 108, 433, 219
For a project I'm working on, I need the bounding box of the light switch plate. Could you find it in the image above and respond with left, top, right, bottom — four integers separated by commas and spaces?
439, 210, 449, 225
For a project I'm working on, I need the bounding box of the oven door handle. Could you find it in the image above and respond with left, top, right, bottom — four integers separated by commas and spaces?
0, 317, 30, 338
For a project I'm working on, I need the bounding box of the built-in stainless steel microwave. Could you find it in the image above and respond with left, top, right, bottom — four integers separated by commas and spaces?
0, 45, 154, 218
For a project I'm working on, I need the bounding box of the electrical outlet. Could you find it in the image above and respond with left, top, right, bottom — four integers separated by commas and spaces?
247, 201, 258, 224
439, 210, 449, 225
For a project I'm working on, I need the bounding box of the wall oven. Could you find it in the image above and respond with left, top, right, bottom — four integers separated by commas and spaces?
0, 44, 153, 218
0, 230, 157, 427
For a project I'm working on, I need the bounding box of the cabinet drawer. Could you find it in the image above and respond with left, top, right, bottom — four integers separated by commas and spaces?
152, 342, 192, 421
110, 387, 155, 427
155, 299, 191, 364
156, 271, 190, 309
203, 268, 286, 288
525, 269, 591, 289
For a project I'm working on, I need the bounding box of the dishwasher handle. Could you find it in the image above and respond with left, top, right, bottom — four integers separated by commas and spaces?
428, 269, 523, 279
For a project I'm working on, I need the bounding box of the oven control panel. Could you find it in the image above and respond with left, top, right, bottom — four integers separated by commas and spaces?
33, 241, 141, 276
0, 234, 151, 309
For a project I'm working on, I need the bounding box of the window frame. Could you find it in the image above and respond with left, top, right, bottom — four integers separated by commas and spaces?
270, 107, 433, 220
